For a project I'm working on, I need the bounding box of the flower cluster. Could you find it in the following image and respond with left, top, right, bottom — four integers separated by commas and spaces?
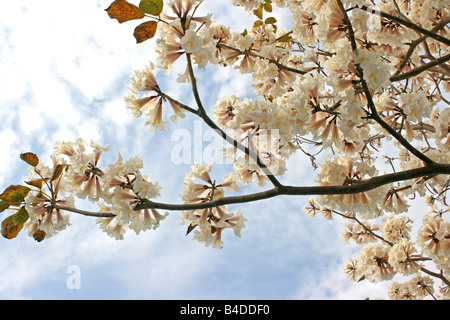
340, 209, 450, 299
23, 139, 165, 241
179, 164, 246, 249
125, 62, 186, 131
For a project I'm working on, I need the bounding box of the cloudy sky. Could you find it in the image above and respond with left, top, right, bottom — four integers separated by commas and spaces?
0, 0, 413, 300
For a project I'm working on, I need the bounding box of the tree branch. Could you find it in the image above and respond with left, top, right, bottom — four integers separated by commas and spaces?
390, 17, 450, 80
217, 43, 307, 75
420, 267, 450, 288
183, 54, 283, 188
357, 5, 450, 47
390, 53, 450, 82
135, 163, 450, 211
339, 1, 436, 165
54, 204, 115, 218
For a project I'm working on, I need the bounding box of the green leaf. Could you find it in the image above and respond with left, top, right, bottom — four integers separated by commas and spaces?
1, 206, 29, 239
25, 179, 43, 190
0, 201, 9, 214
265, 17, 277, 25
20, 152, 39, 167
139, 0, 163, 16
0, 185, 31, 205
277, 34, 292, 42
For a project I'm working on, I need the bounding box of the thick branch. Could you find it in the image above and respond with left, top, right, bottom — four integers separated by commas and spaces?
135, 163, 450, 211
337, 0, 357, 52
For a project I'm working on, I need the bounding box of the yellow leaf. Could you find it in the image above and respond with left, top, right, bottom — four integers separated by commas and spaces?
105, 0, 145, 24
25, 179, 43, 189
265, 17, 277, 25
277, 34, 292, 43
253, 20, 264, 28
253, 6, 263, 20
263, 1, 272, 12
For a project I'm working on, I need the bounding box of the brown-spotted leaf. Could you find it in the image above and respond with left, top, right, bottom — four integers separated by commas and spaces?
1, 207, 29, 239
20, 152, 39, 167
33, 229, 46, 242
51, 164, 69, 181
0, 185, 31, 205
134, 21, 158, 43
1, 215, 21, 239
105, 0, 145, 24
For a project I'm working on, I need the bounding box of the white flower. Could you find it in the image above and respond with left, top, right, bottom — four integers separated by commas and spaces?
231, 0, 264, 11
180, 29, 203, 54
388, 239, 421, 275
133, 174, 162, 199
358, 244, 395, 283
380, 215, 413, 243
356, 50, 390, 91
398, 91, 431, 122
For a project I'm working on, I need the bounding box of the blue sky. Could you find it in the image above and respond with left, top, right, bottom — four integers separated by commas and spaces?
0, 0, 408, 300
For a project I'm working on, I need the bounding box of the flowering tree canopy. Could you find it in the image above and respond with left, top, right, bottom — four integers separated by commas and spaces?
1, 0, 450, 299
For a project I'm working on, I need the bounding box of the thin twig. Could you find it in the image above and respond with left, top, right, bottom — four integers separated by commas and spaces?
53, 204, 115, 218
217, 43, 307, 75
184, 54, 283, 188
390, 53, 450, 82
